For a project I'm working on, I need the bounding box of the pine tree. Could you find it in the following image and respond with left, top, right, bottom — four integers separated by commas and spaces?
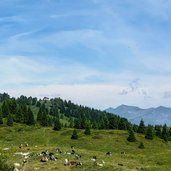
145, 125, 154, 140
133, 124, 138, 132
71, 129, 78, 139
137, 120, 146, 134
155, 125, 162, 137
53, 114, 61, 131
118, 118, 127, 130
21, 104, 28, 124
26, 107, 35, 125
74, 119, 81, 129
127, 127, 136, 142
41, 113, 49, 126
69, 118, 74, 128
169, 127, 171, 137
15, 107, 23, 123
0, 109, 3, 125
161, 124, 169, 142
138, 142, 145, 149
2, 101, 10, 118
7, 114, 13, 126
84, 125, 91, 135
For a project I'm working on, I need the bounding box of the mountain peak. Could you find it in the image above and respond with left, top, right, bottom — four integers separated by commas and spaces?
105, 105, 171, 126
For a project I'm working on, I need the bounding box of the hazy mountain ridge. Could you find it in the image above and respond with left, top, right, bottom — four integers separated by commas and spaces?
105, 105, 171, 126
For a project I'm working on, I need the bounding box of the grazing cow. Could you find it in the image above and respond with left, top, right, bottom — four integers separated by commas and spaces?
71, 150, 75, 154
42, 150, 49, 155
64, 159, 69, 166
64, 151, 71, 155
96, 162, 103, 167
71, 146, 75, 150
95, 160, 105, 167
76, 162, 82, 167
56, 148, 62, 154
19, 144, 23, 149
49, 153, 57, 161
25, 144, 29, 147
91, 156, 97, 162
64, 159, 81, 166
41, 156, 48, 162
106, 152, 112, 156
75, 154, 81, 160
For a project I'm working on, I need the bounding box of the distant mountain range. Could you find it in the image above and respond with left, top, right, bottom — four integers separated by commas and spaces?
105, 105, 171, 126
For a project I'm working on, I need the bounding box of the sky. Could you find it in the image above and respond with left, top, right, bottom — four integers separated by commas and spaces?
0, 0, 171, 109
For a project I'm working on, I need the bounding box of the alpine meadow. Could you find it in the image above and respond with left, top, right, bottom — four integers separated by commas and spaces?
0, 0, 171, 171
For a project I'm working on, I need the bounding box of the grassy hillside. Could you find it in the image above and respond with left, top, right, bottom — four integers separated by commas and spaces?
0, 125, 171, 171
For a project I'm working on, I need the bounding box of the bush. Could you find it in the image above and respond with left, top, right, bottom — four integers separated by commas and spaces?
138, 142, 145, 149
71, 129, 78, 140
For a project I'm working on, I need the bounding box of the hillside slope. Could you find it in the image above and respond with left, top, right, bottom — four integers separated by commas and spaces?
0, 125, 171, 171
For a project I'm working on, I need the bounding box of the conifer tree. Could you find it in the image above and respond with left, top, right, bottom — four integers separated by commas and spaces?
69, 118, 74, 128
145, 125, 154, 140
15, 107, 23, 123
127, 127, 136, 142
137, 120, 146, 134
133, 124, 138, 132
84, 125, 91, 135
71, 129, 78, 139
138, 142, 145, 149
0, 109, 3, 125
118, 118, 127, 130
99, 119, 105, 129
53, 114, 61, 131
155, 125, 162, 137
169, 127, 171, 137
47, 116, 53, 126
74, 119, 81, 129
7, 114, 13, 126
26, 107, 35, 125
9, 98, 17, 115
21, 104, 28, 124
2, 101, 10, 118
41, 113, 49, 126
161, 124, 169, 142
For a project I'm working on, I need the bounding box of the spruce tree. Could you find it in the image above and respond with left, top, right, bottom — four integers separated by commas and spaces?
127, 127, 136, 142
137, 120, 146, 134
2, 101, 10, 118
71, 129, 78, 139
84, 125, 91, 135
26, 107, 35, 125
118, 118, 127, 130
7, 114, 13, 126
169, 127, 171, 137
133, 124, 138, 132
41, 113, 49, 126
74, 119, 81, 129
0, 109, 3, 125
15, 107, 23, 123
53, 115, 61, 131
155, 125, 162, 137
161, 124, 169, 142
145, 125, 154, 140
138, 142, 145, 149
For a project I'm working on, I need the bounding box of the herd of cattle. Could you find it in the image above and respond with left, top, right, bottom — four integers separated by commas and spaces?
10, 143, 118, 170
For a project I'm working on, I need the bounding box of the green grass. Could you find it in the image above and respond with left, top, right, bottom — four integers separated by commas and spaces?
0, 125, 171, 171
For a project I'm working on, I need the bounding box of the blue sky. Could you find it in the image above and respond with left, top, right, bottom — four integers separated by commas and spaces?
0, 0, 171, 109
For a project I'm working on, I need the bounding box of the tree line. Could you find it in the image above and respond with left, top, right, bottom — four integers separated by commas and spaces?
0, 93, 171, 142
